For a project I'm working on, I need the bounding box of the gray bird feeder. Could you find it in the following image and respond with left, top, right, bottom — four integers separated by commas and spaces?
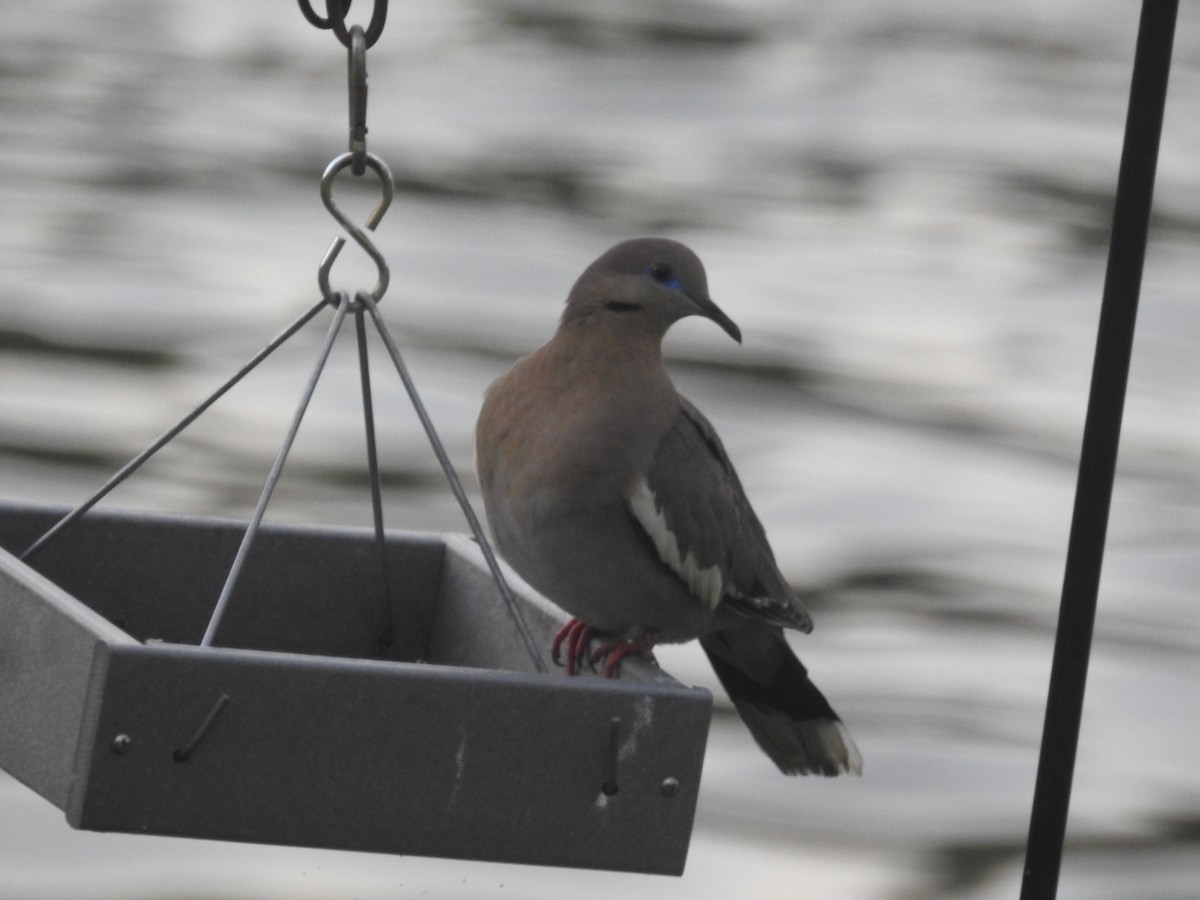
0, 502, 711, 874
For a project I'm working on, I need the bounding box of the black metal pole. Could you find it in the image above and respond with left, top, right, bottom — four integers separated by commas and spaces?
1020, 3, 1177, 898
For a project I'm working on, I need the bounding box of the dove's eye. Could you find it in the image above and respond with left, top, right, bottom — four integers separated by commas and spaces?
647, 262, 674, 284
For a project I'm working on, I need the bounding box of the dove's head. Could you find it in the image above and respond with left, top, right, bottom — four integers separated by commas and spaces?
561, 237, 741, 344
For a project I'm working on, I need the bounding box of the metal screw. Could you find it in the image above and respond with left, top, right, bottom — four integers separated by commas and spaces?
659, 777, 680, 798
111, 734, 132, 755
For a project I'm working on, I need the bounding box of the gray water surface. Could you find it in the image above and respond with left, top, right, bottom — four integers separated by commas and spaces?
2, 2, 1200, 898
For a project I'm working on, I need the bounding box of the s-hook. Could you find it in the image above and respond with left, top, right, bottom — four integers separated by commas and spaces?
317, 151, 394, 307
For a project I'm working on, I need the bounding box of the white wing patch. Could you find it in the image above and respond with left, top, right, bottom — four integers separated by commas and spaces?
629, 477, 726, 610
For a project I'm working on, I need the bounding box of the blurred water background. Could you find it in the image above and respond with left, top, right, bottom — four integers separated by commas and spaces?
2, 1, 1200, 898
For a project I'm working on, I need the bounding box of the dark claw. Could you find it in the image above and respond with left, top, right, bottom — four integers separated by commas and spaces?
589, 631, 661, 679
550, 619, 593, 675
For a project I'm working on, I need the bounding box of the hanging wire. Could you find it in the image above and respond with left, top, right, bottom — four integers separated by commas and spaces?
20, 298, 328, 562
202, 293, 352, 647
355, 307, 395, 650
1019, 2, 1178, 898
360, 291, 548, 673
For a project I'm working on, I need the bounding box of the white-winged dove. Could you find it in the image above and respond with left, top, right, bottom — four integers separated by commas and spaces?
475, 238, 861, 776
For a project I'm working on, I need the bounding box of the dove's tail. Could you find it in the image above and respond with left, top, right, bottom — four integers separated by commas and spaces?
700, 626, 862, 776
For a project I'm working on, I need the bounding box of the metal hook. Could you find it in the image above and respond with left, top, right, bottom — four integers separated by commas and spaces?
318, 152, 394, 306
348, 25, 368, 175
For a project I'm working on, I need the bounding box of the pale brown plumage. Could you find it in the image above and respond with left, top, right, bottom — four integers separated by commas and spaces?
476, 238, 860, 775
